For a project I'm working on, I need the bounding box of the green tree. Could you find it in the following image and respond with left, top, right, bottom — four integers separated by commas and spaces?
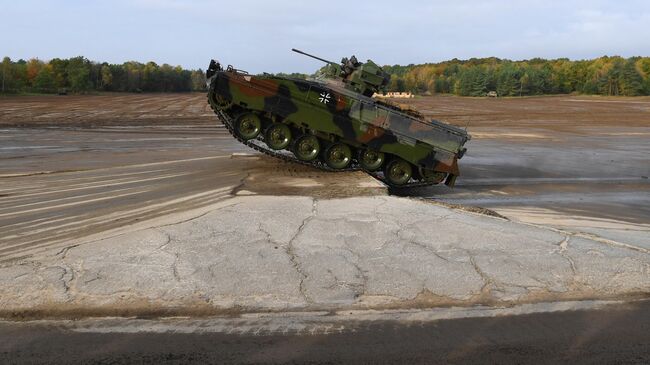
1, 57, 11, 93
143, 62, 161, 91
33, 66, 56, 92
469, 68, 487, 96
519, 72, 530, 96
496, 63, 518, 96
67, 57, 91, 92
598, 59, 623, 96
619, 58, 643, 96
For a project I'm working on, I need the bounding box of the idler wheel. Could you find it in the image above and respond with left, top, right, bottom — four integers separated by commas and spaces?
358, 148, 385, 171
235, 113, 262, 140
210, 93, 232, 110
324, 143, 353, 169
293, 135, 320, 161
265, 123, 292, 150
383, 158, 413, 186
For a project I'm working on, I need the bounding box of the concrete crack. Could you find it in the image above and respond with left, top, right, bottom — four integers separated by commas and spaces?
338, 244, 369, 297
152, 203, 241, 231
523, 223, 650, 255
284, 198, 318, 304
153, 231, 181, 282
55, 244, 80, 260
553, 236, 577, 274
468, 254, 495, 296
83, 275, 101, 285
403, 235, 453, 263
172, 253, 181, 282
56, 266, 73, 293
551, 236, 579, 289
156, 231, 173, 251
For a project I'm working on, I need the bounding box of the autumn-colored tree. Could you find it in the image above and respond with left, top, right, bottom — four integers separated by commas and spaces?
26, 58, 44, 86
191, 70, 206, 92
100, 65, 113, 90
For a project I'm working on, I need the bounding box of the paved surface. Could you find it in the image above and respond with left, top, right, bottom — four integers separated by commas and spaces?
1, 195, 648, 316
2, 300, 650, 364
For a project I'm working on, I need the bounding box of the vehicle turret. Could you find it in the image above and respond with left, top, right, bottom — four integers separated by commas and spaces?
292, 48, 390, 97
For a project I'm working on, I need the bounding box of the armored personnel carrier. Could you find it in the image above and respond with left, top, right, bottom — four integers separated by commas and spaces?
206, 49, 470, 187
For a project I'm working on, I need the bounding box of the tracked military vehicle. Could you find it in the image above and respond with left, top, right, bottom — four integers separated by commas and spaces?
206, 49, 470, 187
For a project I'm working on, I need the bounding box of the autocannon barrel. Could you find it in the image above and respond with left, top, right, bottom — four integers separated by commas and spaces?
291, 48, 338, 66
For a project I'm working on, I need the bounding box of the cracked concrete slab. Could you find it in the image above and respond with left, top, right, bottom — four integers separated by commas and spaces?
0, 195, 648, 317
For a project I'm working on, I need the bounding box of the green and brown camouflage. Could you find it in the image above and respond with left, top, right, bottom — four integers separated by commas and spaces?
206, 50, 470, 187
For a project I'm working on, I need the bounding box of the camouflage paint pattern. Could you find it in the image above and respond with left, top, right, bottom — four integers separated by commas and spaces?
208, 64, 470, 178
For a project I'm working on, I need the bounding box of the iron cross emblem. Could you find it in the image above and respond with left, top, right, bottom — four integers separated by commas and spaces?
318, 92, 331, 104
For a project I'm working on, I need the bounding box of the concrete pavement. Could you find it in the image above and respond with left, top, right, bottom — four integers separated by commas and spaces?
2, 195, 648, 317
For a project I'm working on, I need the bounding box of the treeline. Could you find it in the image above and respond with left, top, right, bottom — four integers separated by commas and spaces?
384, 56, 650, 96
0, 56, 206, 94
3, 55, 650, 97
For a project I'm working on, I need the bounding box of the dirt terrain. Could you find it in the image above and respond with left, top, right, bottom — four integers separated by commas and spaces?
1, 93, 648, 262
2, 93, 649, 130
400, 94, 650, 131
0, 93, 214, 127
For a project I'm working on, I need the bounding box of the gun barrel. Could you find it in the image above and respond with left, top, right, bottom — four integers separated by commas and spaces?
291, 48, 337, 65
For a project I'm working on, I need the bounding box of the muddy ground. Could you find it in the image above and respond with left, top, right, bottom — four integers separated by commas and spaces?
1, 94, 648, 262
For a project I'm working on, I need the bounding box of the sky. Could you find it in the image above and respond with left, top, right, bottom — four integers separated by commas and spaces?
1, 0, 649, 73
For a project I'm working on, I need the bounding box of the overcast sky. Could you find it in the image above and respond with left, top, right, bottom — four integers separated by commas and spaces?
1, 0, 649, 73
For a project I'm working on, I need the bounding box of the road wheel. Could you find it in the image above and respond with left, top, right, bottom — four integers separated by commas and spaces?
235, 113, 262, 140
419, 167, 447, 184
293, 135, 320, 161
383, 158, 413, 186
323, 143, 353, 169
265, 123, 292, 150
358, 148, 385, 171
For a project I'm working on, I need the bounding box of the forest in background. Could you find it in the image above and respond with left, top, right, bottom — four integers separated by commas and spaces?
383, 56, 650, 96
0, 56, 206, 94
2, 55, 650, 96
282, 56, 650, 97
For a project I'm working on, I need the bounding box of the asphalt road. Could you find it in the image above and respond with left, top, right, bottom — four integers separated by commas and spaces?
2, 300, 650, 364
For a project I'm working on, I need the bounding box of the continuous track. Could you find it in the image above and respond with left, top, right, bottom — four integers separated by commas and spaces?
207, 88, 437, 189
